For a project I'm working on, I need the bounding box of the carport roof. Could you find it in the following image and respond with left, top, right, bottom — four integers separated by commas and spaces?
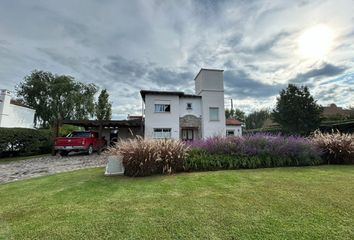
61, 119, 143, 128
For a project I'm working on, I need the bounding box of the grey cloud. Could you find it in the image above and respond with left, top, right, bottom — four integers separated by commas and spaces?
224, 70, 285, 98
148, 68, 193, 87
290, 63, 347, 85
239, 31, 291, 55
104, 56, 148, 80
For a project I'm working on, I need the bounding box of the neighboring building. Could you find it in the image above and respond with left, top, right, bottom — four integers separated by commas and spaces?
141, 68, 226, 140
322, 103, 353, 120
226, 119, 242, 136
0, 89, 35, 128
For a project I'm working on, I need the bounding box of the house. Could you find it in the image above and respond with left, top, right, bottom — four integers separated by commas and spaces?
140, 68, 227, 140
226, 118, 242, 136
0, 89, 35, 128
322, 103, 353, 120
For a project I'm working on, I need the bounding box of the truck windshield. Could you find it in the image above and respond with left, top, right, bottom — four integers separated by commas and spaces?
67, 132, 91, 138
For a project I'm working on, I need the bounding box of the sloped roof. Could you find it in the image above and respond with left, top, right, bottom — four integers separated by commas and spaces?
226, 119, 242, 126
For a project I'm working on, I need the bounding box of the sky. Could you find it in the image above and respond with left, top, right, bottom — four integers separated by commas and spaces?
0, 0, 353, 119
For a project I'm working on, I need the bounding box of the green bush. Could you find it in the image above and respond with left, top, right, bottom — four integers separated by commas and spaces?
0, 128, 52, 157
184, 148, 323, 172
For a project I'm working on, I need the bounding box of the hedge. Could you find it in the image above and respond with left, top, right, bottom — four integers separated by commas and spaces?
0, 128, 52, 157
185, 148, 323, 172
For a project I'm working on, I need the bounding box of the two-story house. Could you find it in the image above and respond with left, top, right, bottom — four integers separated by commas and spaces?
141, 68, 228, 140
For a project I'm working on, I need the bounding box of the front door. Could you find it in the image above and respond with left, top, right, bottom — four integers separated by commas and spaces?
182, 129, 194, 141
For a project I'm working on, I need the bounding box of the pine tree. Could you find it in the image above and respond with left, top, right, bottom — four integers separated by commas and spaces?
95, 89, 112, 120
272, 84, 323, 135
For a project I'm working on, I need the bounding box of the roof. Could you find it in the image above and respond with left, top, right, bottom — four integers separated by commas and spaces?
61, 119, 143, 128
10, 99, 34, 110
226, 119, 242, 126
140, 90, 201, 101
194, 68, 224, 80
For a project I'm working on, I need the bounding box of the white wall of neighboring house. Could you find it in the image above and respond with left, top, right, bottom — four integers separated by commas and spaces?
226, 125, 242, 136
0, 89, 35, 128
144, 94, 180, 139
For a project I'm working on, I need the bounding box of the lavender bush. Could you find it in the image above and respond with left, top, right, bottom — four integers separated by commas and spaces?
185, 133, 323, 171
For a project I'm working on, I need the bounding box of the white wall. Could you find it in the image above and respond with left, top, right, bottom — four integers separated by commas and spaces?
179, 97, 201, 117
226, 125, 242, 136
195, 70, 226, 138
0, 90, 35, 128
144, 94, 180, 139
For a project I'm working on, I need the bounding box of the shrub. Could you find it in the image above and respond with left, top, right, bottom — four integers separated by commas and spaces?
186, 134, 322, 171
109, 137, 188, 177
312, 130, 354, 164
0, 128, 52, 157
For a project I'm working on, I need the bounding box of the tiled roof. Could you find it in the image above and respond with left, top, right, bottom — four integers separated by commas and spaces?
226, 118, 242, 126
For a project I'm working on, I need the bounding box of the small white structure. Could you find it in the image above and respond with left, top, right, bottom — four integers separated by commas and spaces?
0, 89, 35, 128
226, 119, 242, 136
141, 69, 226, 140
105, 155, 124, 176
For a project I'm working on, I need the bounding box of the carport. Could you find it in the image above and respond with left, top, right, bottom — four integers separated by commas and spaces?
52, 119, 144, 154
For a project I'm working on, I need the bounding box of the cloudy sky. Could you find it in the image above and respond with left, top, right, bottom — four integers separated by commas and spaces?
0, 0, 353, 119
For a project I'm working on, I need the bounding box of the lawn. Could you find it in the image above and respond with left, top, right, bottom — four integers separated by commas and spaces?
0, 166, 353, 239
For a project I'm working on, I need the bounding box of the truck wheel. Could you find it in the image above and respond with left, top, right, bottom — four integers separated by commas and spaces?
60, 151, 69, 157
87, 145, 93, 155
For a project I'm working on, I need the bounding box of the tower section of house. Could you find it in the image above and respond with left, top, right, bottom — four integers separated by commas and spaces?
0, 89, 35, 128
195, 69, 226, 138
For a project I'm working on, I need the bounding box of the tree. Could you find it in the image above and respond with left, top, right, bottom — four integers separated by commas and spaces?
245, 109, 271, 130
95, 89, 112, 120
225, 108, 245, 122
272, 84, 323, 135
16, 70, 98, 127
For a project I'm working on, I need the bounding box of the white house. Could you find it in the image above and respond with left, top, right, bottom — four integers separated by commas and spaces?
141, 68, 228, 140
226, 119, 242, 136
0, 89, 35, 128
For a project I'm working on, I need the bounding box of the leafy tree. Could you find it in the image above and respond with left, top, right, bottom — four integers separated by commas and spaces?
225, 108, 245, 122
272, 84, 323, 135
95, 89, 112, 120
16, 70, 98, 127
245, 109, 271, 130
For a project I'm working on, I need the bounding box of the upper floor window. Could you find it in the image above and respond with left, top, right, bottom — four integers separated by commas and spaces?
186, 103, 192, 110
209, 107, 219, 121
155, 104, 170, 112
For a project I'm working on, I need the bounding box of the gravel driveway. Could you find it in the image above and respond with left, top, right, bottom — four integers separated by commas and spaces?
0, 154, 108, 184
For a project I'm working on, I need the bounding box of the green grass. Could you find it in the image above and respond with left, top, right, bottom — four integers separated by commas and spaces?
0, 154, 50, 163
0, 166, 353, 239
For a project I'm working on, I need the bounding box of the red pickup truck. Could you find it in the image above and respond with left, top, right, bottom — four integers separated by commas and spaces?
54, 131, 106, 156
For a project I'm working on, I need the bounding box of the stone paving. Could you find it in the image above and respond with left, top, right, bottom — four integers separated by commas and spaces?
0, 153, 108, 184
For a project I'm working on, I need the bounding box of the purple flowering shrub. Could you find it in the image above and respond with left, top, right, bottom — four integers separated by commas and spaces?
185, 133, 322, 171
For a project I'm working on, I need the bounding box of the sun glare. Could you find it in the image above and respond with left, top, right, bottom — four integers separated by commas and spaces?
298, 25, 333, 60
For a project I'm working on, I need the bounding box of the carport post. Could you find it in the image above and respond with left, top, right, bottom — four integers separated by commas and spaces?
51, 120, 60, 156
98, 122, 103, 154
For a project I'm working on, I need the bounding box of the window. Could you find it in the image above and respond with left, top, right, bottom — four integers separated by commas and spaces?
186, 103, 192, 110
209, 107, 219, 121
153, 128, 171, 139
155, 104, 170, 112
226, 130, 235, 136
